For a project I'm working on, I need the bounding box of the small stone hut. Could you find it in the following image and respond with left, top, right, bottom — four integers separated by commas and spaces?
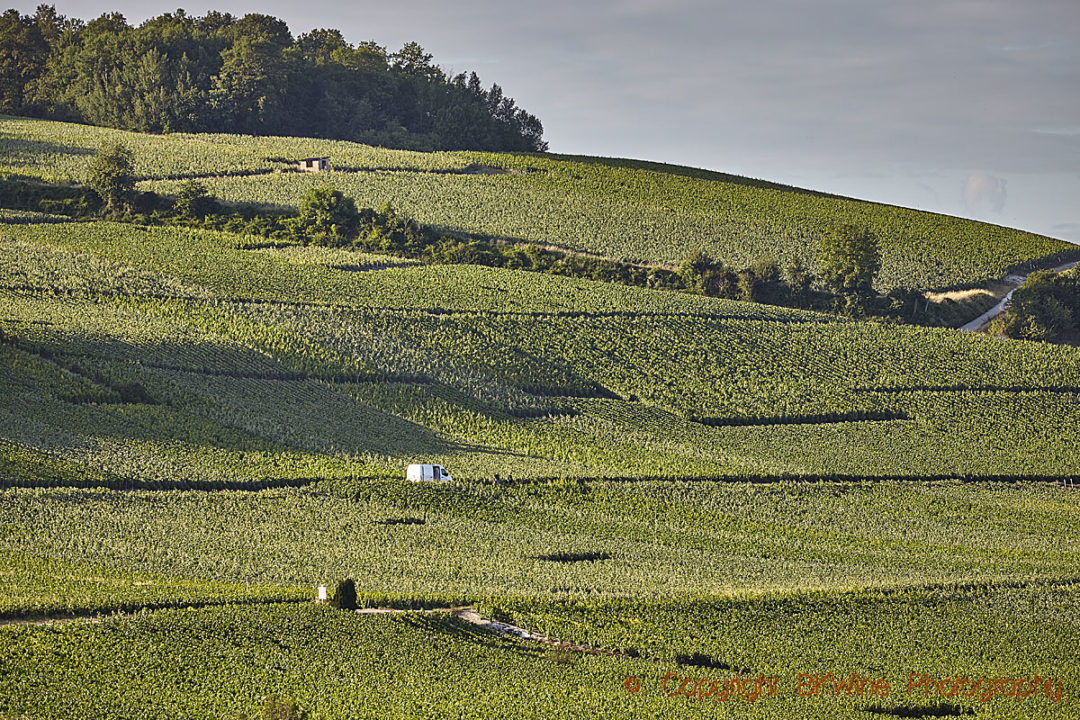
297, 157, 330, 173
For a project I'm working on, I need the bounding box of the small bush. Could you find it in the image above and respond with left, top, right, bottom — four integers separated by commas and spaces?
297, 186, 358, 244
260, 695, 307, 720
173, 180, 218, 219
676, 652, 738, 670
536, 551, 611, 563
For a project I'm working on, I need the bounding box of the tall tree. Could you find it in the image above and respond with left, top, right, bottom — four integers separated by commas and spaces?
11, 9, 547, 151
210, 14, 291, 133
817, 223, 881, 298
0, 9, 49, 112
86, 141, 134, 215
296, 28, 347, 66
389, 41, 442, 82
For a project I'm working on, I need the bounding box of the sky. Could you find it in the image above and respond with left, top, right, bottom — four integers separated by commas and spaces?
19, 0, 1080, 243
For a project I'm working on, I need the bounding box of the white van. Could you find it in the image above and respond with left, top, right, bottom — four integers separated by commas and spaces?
406, 464, 452, 482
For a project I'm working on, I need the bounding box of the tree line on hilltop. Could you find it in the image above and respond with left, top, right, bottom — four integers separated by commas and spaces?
0, 5, 546, 152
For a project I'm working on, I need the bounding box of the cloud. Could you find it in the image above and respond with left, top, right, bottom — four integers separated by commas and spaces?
1031, 126, 1080, 137
962, 173, 1007, 213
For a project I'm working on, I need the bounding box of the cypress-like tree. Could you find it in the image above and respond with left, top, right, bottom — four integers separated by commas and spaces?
330, 578, 357, 610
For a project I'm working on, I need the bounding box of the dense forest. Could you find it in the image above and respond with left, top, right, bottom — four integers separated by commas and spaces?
0, 6, 547, 152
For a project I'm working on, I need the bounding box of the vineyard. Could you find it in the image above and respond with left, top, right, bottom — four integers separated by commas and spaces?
1, 589, 1077, 719
3, 220, 1080, 484
2, 115, 1075, 291
1, 482, 1078, 719
1, 121, 1079, 719
3, 480, 1078, 602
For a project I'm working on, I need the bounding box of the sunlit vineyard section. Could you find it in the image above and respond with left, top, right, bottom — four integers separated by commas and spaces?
2, 115, 1071, 290
3, 481, 1078, 602
485, 581, 1080, 719
0, 554, 306, 619
0, 115, 469, 181
0, 580, 1077, 718
5, 220, 815, 316
0, 605, 689, 720
152, 162, 1070, 291
3, 217, 1080, 486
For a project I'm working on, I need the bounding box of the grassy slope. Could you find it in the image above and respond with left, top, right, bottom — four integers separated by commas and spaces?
2, 115, 1074, 291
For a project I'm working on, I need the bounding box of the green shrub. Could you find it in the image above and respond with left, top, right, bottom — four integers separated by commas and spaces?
818, 223, 881, 298
173, 180, 217, 219
297, 186, 359, 245
546, 646, 579, 665
260, 695, 307, 720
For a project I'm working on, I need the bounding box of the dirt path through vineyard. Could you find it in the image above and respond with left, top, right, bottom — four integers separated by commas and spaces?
960, 259, 1078, 332
0, 603, 647, 661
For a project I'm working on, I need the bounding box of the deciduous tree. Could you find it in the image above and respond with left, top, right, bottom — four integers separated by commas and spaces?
296, 185, 359, 244
817, 223, 881, 298
86, 141, 134, 215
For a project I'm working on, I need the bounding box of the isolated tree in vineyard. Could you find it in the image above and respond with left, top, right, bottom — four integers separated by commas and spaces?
86, 141, 135, 215
330, 578, 358, 610
817, 223, 881, 298
173, 179, 216, 219
296, 185, 359, 244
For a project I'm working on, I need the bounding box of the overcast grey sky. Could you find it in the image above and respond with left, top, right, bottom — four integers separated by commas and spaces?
19, 0, 1080, 242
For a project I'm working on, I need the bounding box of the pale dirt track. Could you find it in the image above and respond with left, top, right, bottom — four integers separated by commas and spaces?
1, 603, 646, 661
960, 260, 1079, 332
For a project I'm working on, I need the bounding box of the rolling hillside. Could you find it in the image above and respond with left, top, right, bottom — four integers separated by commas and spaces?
2, 115, 1075, 291
3, 219, 1080, 484
1, 120, 1079, 719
